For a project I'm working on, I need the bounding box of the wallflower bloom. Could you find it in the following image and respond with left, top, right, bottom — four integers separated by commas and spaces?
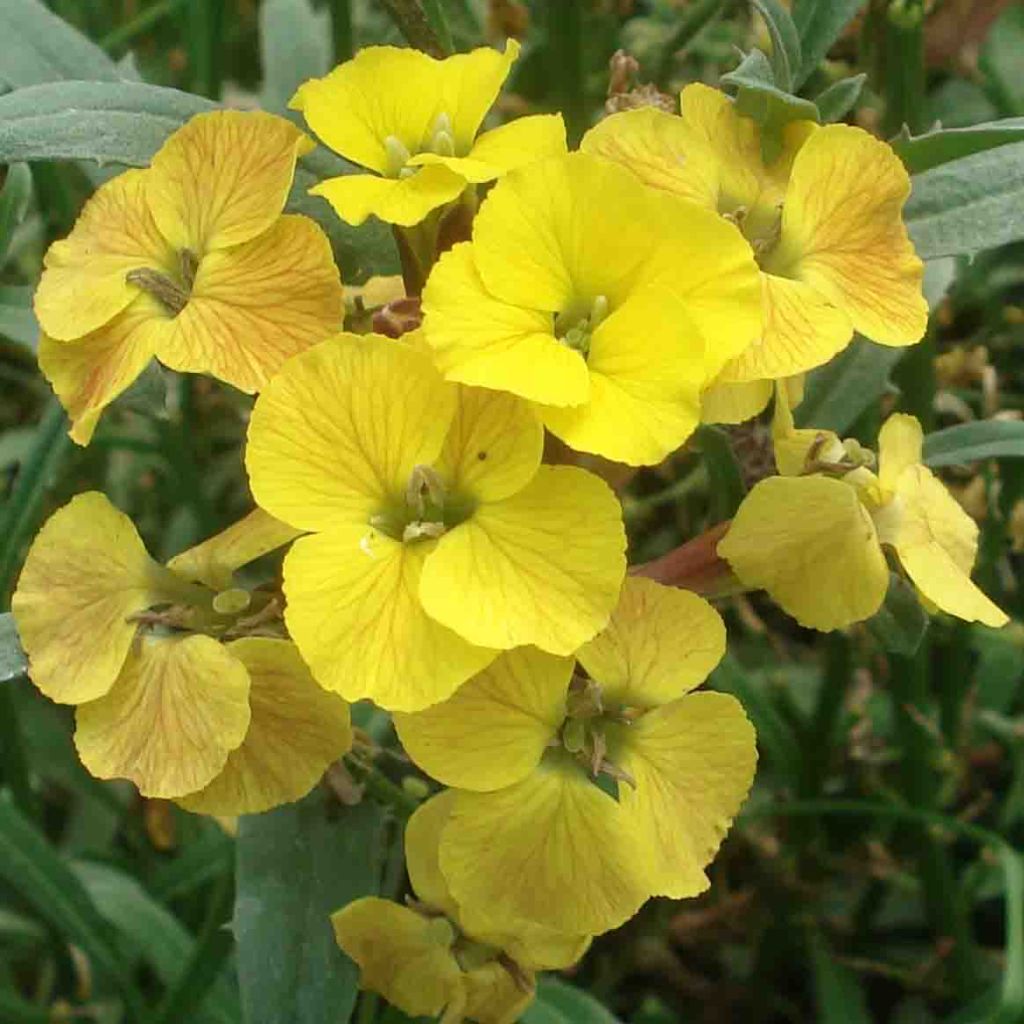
35, 110, 344, 444
290, 41, 566, 226
12, 493, 350, 807
718, 410, 1008, 631
582, 85, 927, 418
422, 151, 762, 465
394, 578, 756, 935
333, 792, 587, 1024
245, 332, 626, 711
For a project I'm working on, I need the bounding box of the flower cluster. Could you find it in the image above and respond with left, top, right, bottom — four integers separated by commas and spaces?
14, 36, 1006, 1024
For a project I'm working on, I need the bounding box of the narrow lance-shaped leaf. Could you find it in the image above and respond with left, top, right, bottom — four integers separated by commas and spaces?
791, 0, 867, 89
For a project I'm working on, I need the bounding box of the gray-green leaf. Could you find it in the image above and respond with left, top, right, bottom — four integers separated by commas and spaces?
0, 613, 27, 684
923, 420, 1024, 467
259, 0, 331, 113
792, 0, 867, 90
893, 117, 1024, 174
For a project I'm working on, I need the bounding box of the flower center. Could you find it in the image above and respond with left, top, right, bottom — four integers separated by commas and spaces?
383, 111, 456, 179
557, 676, 636, 788
126, 248, 199, 317
366, 464, 476, 549
553, 294, 608, 360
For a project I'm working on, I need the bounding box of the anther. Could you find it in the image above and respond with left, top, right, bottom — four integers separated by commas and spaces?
384, 135, 412, 177
126, 267, 190, 316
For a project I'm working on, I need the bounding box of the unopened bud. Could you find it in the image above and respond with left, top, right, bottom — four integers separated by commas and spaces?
213, 588, 251, 615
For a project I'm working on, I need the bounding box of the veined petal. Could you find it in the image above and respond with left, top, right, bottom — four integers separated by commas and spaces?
246, 334, 455, 532
283, 526, 496, 711
577, 577, 725, 708
35, 169, 174, 341
12, 492, 169, 704
613, 692, 756, 898
311, 165, 465, 227
718, 475, 889, 630
167, 509, 300, 591
463, 963, 535, 1024
773, 124, 927, 347
877, 413, 923, 496
420, 466, 626, 655
440, 40, 520, 151
75, 635, 251, 798
146, 110, 312, 252
700, 378, 772, 425
440, 757, 653, 935
395, 647, 572, 791
178, 639, 351, 815
770, 379, 840, 477
422, 242, 590, 407
153, 215, 343, 394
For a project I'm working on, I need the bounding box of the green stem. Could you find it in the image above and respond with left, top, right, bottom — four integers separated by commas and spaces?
158, 378, 215, 545
350, 763, 420, 820
100, 0, 188, 52
377, 0, 446, 57
0, 686, 38, 823
880, 0, 925, 136
328, 0, 354, 62
182, 0, 225, 99
656, 0, 727, 85
801, 634, 852, 798
544, 0, 587, 144
893, 336, 935, 431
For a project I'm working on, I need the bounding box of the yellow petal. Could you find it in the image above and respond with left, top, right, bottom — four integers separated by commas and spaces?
395, 647, 571, 791
887, 466, 1008, 627
420, 466, 626, 655
700, 378, 773, 425
613, 692, 756, 898
178, 639, 351, 815
718, 475, 889, 630
463, 962, 535, 1024
166, 509, 300, 591
331, 898, 463, 1020
877, 413, 923, 496
246, 334, 455, 532
34, 169, 174, 341
75, 635, 251, 798
152, 215, 343, 394
577, 577, 725, 708
405, 791, 462, 917
37, 296, 162, 446
436, 386, 543, 504
422, 241, 590, 407
146, 110, 312, 252
440, 757, 652, 935
12, 492, 168, 704
439, 40, 520, 152
771, 124, 927, 347
771, 381, 841, 477
283, 526, 496, 711
311, 165, 466, 227
348, 274, 406, 309
540, 288, 704, 465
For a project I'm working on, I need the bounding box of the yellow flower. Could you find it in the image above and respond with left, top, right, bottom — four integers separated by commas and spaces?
334, 792, 583, 1024
12, 493, 350, 806
394, 578, 757, 936
582, 85, 927, 418
718, 411, 1008, 631
245, 331, 626, 711
34, 110, 344, 444
290, 41, 566, 227
422, 151, 762, 465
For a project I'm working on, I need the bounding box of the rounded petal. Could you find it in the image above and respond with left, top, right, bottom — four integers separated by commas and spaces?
773, 124, 927, 347
440, 758, 653, 935
613, 692, 756, 898
420, 466, 627, 655
405, 791, 461, 916
463, 962, 535, 1024
178, 639, 352, 815
877, 413, 923, 495
75, 636, 251, 798
422, 242, 589, 407
246, 334, 455, 532
718, 475, 889, 630
700, 378, 773, 425
395, 647, 572, 791
577, 577, 725, 708
311, 165, 466, 227
34, 169, 174, 341
283, 527, 496, 711
146, 110, 312, 252
12, 492, 167, 704
153, 215, 343, 394
440, 40, 520, 151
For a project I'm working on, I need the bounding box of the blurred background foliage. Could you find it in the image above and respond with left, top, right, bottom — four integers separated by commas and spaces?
2, 1, 1024, 1023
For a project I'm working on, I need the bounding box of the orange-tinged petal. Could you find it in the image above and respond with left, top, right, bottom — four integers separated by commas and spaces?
877, 413, 923, 496
577, 577, 725, 708
152, 215, 343, 394
283, 525, 496, 711
75, 635, 251, 798
311, 165, 466, 227
12, 492, 169, 704
395, 647, 571, 791
178, 639, 351, 815
146, 110, 312, 253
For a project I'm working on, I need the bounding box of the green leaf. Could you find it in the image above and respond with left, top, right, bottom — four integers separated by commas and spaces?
750, 0, 802, 93
791, 0, 866, 89
922, 420, 1024, 467
234, 792, 389, 1024
0, 285, 40, 351
904, 141, 1024, 259
892, 118, 1024, 175
0, 0, 121, 88
0, 614, 27, 684
806, 929, 874, 1024
696, 425, 747, 521
259, 0, 331, 113
521, 977, 622, 1024
0, 164, 32, 268
865, 572, 929, 657
814, 73, 866, 123
979, 5, 1024, 118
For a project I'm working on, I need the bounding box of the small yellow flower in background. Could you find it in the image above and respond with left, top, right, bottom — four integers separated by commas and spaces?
12, 493, 350, 808
290, 41, 566, 227
394, 578, 756, 936
422, 151, 762, 465
34, 110, 344, 444
583, 84, 928, 420
245, 332, 626, 711
719, 407, 1008, 631
335, 791, 584, 1024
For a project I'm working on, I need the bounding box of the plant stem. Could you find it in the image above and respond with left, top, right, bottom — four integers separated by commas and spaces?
880, 0, 925, 136
328, 0, 354, 62
544, 0, 587, 144
377, 0, 446, 57
100, 0, 187, 52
